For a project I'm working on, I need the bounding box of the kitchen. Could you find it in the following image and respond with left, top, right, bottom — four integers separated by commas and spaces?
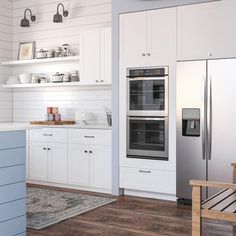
0, 0, 236, 235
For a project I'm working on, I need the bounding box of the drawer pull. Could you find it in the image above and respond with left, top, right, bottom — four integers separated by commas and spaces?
84, 136, 95, 139
139, 170, 151, 174
43, 134, 53, 137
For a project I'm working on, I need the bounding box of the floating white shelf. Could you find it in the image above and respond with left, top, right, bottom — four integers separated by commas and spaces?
2, 82, 111, 89
1, 56, 80, 66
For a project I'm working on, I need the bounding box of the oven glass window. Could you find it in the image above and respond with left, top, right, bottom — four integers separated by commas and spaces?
129, 119, 165, 151
129, 79, 165, 111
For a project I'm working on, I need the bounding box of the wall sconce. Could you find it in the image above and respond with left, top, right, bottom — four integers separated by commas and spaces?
21, 9, 36, 27
53, 3, 69, 23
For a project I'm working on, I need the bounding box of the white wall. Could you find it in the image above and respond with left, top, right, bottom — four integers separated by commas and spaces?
0, 0, 13, 122
11, 0, 112, 124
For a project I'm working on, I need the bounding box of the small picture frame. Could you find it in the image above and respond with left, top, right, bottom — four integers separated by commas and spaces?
18, 41, 36, 60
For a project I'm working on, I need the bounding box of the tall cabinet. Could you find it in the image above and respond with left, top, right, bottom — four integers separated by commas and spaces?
80, 27, 112, 84
120, 8, 176, 67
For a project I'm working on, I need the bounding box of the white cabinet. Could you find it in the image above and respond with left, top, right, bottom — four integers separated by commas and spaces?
80, 27, 112, 85
90, 145, 111, 189
29, 142, 48, 181
68, 144, 90, 187
48, 143, 67, 184
29, 129, 68, 184
68, 129, 112, 190
177, 0, 236, 60
120, 8, 176, 66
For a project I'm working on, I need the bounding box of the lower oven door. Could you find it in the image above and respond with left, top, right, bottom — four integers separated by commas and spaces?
127, 117, 168, 160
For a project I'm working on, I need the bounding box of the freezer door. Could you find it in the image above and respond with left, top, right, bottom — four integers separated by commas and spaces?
177, 61, 207, 200
208, 59, 236, 192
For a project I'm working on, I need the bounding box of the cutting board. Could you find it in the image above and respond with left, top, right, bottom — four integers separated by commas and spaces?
30, 121, 75, 125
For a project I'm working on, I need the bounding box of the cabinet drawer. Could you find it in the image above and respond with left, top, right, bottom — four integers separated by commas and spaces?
0, 165, 26, 186
120, 167, 176, 195
0, 131, 25, 150
68, 129, 111, 146
0, 199, 26, 223
30, 128, 67, 143
0, 215, 26, 236
0, 148, 25, 168
0, 182, 26, 204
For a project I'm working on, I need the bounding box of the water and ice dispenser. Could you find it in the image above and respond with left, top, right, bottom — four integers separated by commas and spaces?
182, 109, 200, 137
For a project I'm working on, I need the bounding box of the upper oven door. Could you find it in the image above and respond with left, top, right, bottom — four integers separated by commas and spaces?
127, 76, 168, 116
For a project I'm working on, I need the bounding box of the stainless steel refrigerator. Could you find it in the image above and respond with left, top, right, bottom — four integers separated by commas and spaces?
177, 59, 236, 202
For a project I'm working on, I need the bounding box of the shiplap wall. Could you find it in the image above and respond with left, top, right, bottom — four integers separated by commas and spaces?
11, 0, 112, 124
0, 0, 13, 122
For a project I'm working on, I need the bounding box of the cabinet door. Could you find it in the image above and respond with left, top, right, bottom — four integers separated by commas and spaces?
120, 11, 148, 67
177, 1, 236, 60
100, 27, 112, 84
68, 144, 90, 187
29, 142, 47, 181
80, 29, 100, 84
90, 145, 111, 189
47, 143, 67, 184
147, 8, 176, 65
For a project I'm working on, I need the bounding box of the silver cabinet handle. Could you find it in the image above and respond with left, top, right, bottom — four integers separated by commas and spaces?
202, 76, 207, 160
139, 170, 151, 174
84, 135, 95, 138
44, 134, 52, 136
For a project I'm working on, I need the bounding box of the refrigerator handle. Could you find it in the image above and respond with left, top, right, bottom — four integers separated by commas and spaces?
207, 76, 213, 160
202, 75, 207, 160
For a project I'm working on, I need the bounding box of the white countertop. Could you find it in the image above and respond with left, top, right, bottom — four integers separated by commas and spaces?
0, 123, 112, 131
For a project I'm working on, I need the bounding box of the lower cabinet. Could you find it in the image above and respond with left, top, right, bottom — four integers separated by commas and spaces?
68, 144, 111, 190
29, 141, 67, 184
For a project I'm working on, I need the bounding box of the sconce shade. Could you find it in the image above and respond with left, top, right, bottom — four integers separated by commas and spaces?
21, 18, 30, 27
53, 13, 63, 23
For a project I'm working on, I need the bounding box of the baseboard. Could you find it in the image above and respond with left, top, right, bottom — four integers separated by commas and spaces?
124, 189, 177, 201
27, 180, 112, 195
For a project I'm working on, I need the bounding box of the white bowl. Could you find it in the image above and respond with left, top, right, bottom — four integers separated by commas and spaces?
19, 73, 31, 84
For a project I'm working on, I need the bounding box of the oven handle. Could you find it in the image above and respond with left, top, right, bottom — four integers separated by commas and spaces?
128, 76, 168, 81
127, 117, 166, 121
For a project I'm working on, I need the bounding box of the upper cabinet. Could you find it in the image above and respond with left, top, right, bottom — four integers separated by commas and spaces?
120, 8, 176, 67
80, 27, 112, 85
177, 0, 236, 60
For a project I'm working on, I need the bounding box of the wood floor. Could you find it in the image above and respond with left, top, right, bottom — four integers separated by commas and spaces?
27, 186, 233, 236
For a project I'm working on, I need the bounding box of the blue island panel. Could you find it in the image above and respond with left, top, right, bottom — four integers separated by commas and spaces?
0, 131, 26, 150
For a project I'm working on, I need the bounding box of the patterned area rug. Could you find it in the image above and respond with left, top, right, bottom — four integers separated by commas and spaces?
27, 187, 116, 230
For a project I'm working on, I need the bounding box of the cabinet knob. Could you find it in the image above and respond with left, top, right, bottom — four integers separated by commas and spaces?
43, 147, 47, 150
95, 80, 99, 83
142, 53, 146, 57
147, 53, 151, 56
84, 150, 88, 153
48, 148, 51, 151
101, 80, 104, 83
89, 151, 93, 154
208, 52, 212, 57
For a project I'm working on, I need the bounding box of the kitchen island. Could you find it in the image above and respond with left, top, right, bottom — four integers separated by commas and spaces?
0, 124, 34, 236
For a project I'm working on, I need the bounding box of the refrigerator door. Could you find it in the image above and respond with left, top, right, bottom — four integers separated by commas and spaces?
208, 59, 236, 193
177, 61, 207, 200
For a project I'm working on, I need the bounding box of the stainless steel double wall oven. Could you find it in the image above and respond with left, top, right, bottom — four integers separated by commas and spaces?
126, 67, 169, 160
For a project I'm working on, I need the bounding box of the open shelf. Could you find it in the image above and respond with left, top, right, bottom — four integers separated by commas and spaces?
2, 82, 111, 89
1, 56, 80, 66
